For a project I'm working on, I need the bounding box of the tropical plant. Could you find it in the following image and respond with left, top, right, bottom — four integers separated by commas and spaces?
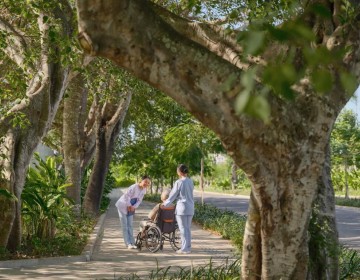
21, 153, 72, 240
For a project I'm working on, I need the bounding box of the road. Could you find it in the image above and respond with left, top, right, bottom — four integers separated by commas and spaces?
194, 191, 360, 251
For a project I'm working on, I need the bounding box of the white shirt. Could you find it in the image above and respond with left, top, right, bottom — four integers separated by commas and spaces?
115, 183, 146, 214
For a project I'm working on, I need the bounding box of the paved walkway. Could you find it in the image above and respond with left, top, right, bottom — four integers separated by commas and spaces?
0, 189, 236, 279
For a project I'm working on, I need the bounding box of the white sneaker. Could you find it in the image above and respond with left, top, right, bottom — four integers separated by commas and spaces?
128, 244, 137, 249
176, 249, 191, 254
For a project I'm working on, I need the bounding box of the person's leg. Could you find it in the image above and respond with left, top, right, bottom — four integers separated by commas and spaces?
118, 209, 130, 246
127, 214, 135, 245
183, 215, 193, 252
176, 215, 186, 251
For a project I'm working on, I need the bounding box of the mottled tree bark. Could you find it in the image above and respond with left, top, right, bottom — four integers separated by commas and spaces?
82, 92, 132, 216
63, 74, 88, 215
307, 144, 339, 280
75, 0, 360, 277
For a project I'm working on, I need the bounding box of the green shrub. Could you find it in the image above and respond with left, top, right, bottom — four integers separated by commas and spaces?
144, 193, 161, 203
117, 258, 241, 280
339, 246, 360, 280
20, 215, 95, 258
193, 202, 246, 254
336, 197, 360, 208
214, 178, 232, 191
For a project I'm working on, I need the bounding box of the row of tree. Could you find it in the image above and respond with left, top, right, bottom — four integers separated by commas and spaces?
0, 0, 141, 252
0, 0, 223, 254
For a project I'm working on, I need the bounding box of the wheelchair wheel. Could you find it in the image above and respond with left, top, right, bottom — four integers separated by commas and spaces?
145, 226, 162, 253
135, 232, 143, 251
169, 227, 181, 251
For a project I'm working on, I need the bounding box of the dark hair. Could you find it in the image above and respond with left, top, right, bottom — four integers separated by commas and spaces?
177, 164, 189, 174
141, 175, 150, 180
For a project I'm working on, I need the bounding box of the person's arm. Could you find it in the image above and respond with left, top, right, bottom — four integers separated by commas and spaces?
123, 184, 136, 209
148, 203, 160, 220
133, 189, 145, 208
163, 181, 180, 206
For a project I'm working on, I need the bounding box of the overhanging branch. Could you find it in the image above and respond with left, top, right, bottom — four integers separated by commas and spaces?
0, 16, 28, 70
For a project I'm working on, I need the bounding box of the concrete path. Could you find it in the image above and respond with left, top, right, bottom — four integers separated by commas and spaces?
0, 189, 235, 279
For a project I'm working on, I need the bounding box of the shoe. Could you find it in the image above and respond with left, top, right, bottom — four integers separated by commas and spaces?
128, 244, 137, 249
176, 249, 191, 254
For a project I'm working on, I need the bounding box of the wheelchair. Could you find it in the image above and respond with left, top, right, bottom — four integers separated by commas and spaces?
135, 205, 181, 253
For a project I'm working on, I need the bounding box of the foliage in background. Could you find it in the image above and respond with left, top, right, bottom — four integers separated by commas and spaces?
331, 109, 360, 197
207, 155, 252, 190
22, 154, 72, 240
114, 88, 223, 183
164, 121, 223, 175
335, 197, 360, 208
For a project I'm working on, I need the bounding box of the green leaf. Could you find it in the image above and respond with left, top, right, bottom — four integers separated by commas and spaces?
235, 89, 251, 113
263, 64, 297, 99
311, 3, 332, 19
340, 72, 358, 96
0, 189, 17, 201
311, 69, 333, 93
245, 31, 266, 55
241, 67, 256, 90
292, 24, 316, 42
267, 25, 291, 42
244, 95, 271, 123
221, 73, 238, 94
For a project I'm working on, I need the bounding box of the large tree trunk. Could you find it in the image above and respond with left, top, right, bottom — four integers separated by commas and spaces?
63, 74, 88, 215
75, 0, 359, 277
83, 92, 132, 216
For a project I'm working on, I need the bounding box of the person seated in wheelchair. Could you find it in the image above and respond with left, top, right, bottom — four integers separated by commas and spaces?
139, 189, 175, 237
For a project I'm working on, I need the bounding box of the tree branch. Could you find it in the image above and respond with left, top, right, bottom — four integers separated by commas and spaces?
77, 0, 245, 136
150, 3, 257, 69
106, 91, 132, 128
0, 16, 28, 70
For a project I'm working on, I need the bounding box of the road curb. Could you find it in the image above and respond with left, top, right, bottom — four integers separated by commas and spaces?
0, 211, 107, 269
